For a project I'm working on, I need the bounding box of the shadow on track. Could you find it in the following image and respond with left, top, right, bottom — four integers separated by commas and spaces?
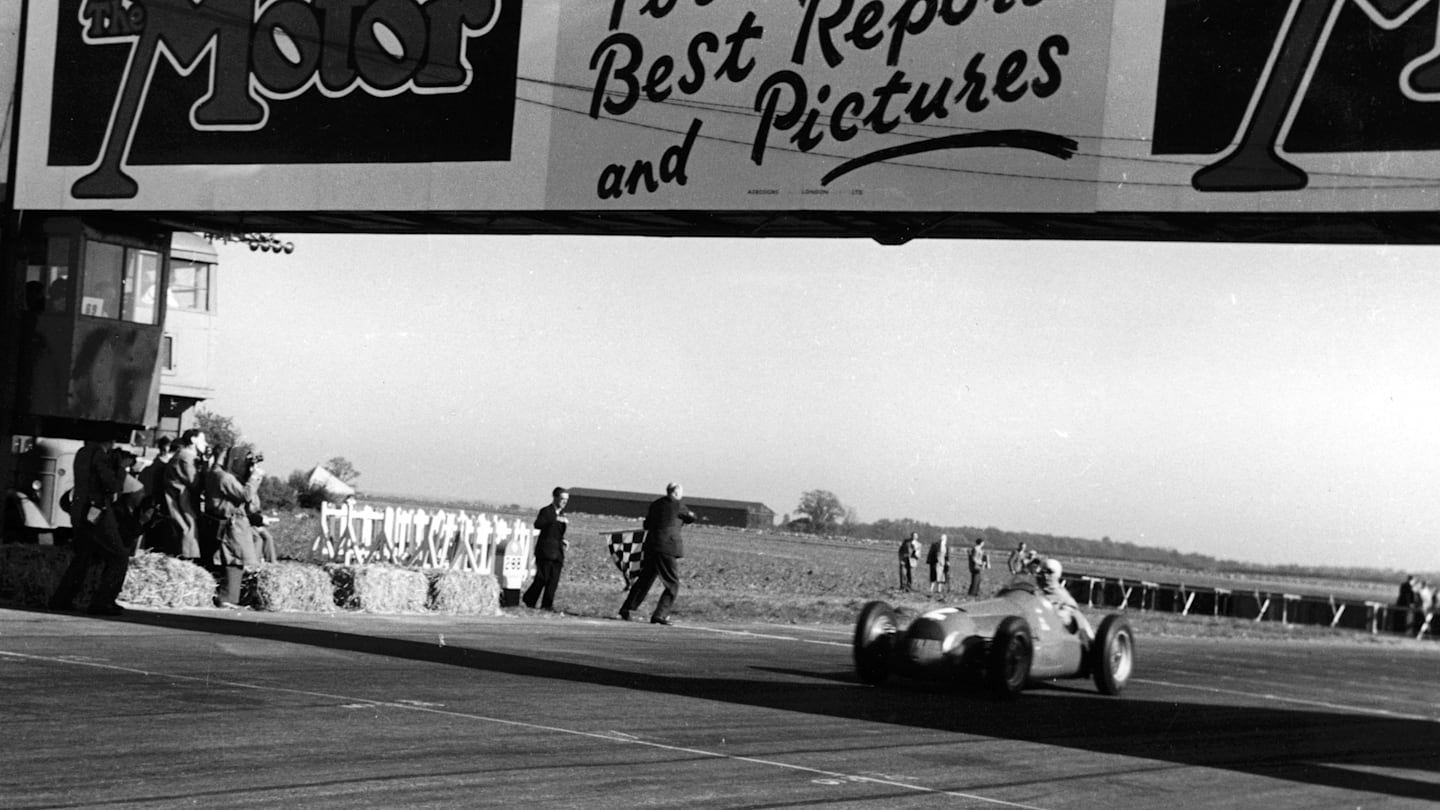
92, 608, 1440, 803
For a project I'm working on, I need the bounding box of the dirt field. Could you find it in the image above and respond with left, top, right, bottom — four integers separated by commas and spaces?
269, 510, 1426, 645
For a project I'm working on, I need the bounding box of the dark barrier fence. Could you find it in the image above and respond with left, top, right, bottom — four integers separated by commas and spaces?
1064, 572, 1435, 640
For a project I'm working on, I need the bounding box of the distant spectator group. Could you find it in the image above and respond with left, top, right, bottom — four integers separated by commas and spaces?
894, 536, 1046, 601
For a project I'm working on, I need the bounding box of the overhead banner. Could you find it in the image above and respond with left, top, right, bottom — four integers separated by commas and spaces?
0, 0, 20, 199
12, 0, 1440, 213
545, 1, 1111, 210
1103, 0, 1440, 212
15, 0, 556, 209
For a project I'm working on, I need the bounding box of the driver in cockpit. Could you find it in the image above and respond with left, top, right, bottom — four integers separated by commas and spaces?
1037, 558, 1094, 646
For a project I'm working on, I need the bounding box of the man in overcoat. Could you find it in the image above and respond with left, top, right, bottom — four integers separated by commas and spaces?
619, 482, 697, 625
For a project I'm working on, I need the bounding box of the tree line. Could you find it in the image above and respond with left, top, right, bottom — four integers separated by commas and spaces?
789, 489, 1415, 583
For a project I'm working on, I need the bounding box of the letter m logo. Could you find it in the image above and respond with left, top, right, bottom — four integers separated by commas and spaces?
1152, 0, 1440, 192
48, 0, 524, 200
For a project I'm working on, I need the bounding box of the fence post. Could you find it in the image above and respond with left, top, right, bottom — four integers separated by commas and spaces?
1140, 581, 1158, 611
313, 501, 341, 559
1116, 578, 1135, 609
1214, 587, 1231, 617
355, 504, 383, 562
465, 513, 492, 572
1281, 593, 1299, 624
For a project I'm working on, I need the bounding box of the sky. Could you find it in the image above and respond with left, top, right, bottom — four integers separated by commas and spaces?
205, 235, 1440, 572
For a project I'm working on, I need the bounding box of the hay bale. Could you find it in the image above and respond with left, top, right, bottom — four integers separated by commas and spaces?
1, 547, 215, 610
248, 562, 335, 612
119, 552, 215, 608
326, 563, 428, 612
428, 569, 501, 615
0, 544, 72, 607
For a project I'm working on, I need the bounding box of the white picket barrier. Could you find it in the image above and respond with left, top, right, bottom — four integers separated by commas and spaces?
315, 501, 532, 574
312, 501, 387, 564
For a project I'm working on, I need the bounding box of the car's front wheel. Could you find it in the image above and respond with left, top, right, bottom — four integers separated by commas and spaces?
1090, 614, 1135, 695
853, 601, 899, 686
988, 616, 1033, 697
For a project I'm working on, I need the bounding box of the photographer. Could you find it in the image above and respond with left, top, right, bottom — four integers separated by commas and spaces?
242, 451, 278, 563
48, 440, 135, 615
203, 447, 262, 607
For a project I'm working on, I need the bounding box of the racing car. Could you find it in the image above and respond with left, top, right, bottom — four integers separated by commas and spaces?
852, 579, 1135, 696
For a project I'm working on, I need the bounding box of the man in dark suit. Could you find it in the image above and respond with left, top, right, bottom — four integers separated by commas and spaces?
523, 487, 570, 611
49, 439, 134, 615
619, 482, 697, 625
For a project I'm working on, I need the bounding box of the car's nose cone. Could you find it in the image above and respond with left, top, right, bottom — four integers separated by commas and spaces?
904, 617, 948, 665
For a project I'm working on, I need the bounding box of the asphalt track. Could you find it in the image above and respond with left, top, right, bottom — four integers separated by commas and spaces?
2, 606, 1438, 809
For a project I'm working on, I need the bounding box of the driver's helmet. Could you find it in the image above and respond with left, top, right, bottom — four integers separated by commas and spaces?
1037, 558, 1063, 585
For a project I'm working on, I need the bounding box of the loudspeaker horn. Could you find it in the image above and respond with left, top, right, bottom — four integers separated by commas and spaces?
306, 465, 356, 503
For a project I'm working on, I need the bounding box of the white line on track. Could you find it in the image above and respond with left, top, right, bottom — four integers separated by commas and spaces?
1131, 678, 1439, 723
688, 625, 850, 647
0, 649, 1050, 809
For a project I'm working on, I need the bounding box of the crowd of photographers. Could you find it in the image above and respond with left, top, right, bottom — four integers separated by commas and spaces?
47, 428, 273, 614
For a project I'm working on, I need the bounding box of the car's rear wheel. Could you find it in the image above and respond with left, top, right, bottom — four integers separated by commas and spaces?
988, 616, 1032, 697
853, 601, 899, 686
1090, 614, 1135, 695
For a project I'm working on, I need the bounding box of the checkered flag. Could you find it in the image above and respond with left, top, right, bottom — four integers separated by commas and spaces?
605, 530, 646, 589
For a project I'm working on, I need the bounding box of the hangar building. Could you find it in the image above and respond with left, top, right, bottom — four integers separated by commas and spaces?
566, 488, 775, 530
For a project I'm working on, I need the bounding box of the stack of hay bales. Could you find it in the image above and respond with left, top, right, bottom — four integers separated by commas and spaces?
1, 544, 501, 616
0, 545, 73, 607
326, 563, 429, 612
0, 547, 216, 609
120, 552, 215, 608
429, 569, 502, 615
247, 562, 336, 612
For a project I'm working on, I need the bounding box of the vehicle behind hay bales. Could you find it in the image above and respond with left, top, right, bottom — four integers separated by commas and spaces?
326, 563, 429, 612
429, 570, 501, 615
121, 553, 215, 608
248, 562, 336, 612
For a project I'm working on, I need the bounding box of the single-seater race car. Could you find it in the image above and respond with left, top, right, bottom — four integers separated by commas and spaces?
852, 579, 1135, 696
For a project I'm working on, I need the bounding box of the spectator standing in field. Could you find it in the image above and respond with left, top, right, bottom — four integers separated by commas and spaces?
160, 429, 206, 559
1025, 549, 1043, 574
967, 537, 991, 597
48, 439, 134, 615
927, 534, 950, 597
619, 483, 696, 625
523, 487, 570, 612
1416, 580, 1436, 637
204, 448, 261, 608
898, 532, 921, 591
1398, 575, 1419, 633
1008, 541, 1036, 576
